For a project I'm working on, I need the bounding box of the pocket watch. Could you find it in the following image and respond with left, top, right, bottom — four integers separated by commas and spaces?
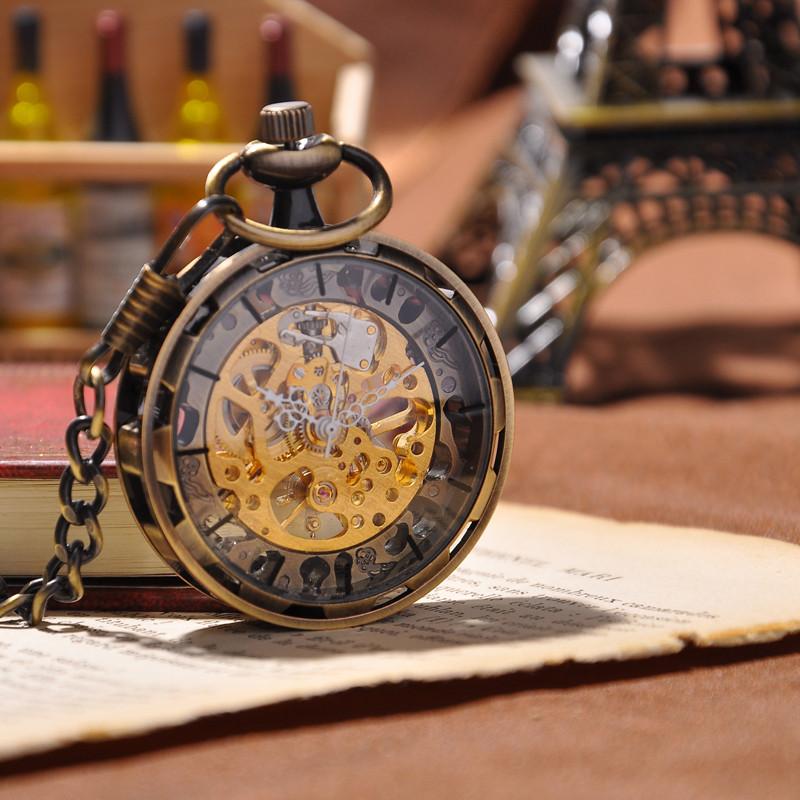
0, 101, 513, 629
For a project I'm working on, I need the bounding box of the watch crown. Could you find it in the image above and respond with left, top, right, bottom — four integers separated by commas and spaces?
259, 100, 315, 144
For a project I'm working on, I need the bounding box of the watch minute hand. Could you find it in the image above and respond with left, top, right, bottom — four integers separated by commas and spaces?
362, 363, 424, 412
335, 363, 425, 429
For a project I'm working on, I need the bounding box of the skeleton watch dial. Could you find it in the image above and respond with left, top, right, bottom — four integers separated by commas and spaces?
208, 300, 436, 552
117, 235, 512, 628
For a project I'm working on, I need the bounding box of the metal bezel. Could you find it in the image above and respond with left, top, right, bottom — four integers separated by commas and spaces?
116, 233, 514, 629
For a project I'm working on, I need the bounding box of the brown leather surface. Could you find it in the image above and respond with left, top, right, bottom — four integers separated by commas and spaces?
505, 394, 800, 545
1, 386, 799, 797
2, 637, 800, 799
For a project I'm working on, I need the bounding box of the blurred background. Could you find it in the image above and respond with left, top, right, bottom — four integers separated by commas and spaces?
1, 0, 799, 413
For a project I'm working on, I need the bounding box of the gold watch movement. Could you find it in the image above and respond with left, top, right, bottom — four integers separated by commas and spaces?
114, 102, 514, 629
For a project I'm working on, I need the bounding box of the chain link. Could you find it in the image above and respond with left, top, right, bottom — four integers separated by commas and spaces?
0, 193, 243, 626
0, 361, 114, 625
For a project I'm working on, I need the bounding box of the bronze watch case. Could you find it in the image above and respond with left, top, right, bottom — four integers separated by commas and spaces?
116, 234, 513, 629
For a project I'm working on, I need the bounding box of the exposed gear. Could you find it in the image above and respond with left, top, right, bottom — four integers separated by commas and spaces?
231, 338, 278, 395
206, 301, 436, 552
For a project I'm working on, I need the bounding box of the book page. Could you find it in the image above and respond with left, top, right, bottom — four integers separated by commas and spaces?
0, 480, 170, 576
2, 502, 800, 761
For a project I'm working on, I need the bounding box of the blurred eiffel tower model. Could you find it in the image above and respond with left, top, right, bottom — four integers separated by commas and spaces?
488, 0, 800, 396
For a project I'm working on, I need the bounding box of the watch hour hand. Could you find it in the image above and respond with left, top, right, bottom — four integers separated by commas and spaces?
255, 386, 314, 431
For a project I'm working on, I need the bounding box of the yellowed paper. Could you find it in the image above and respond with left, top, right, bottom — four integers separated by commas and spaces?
2, 502, 799, 761
0, 480, 169, 576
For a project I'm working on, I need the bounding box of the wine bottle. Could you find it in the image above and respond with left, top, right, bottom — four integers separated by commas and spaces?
5, 6, 52, 140
0, 7, 75, 327
246, 15, 296, 218
177, 10, 224, 143
92, 9, 138, 141
261, 14, 295, 108
79, 10, 153, 329
154, 10, 225, 270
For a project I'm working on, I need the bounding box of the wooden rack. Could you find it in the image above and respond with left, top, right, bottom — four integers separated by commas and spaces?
0, 0, 374, 356
0, 0, 373, 187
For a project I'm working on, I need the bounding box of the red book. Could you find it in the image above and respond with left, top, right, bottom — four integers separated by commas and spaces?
1, 362, 79, 479
0, 362, 224, 612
